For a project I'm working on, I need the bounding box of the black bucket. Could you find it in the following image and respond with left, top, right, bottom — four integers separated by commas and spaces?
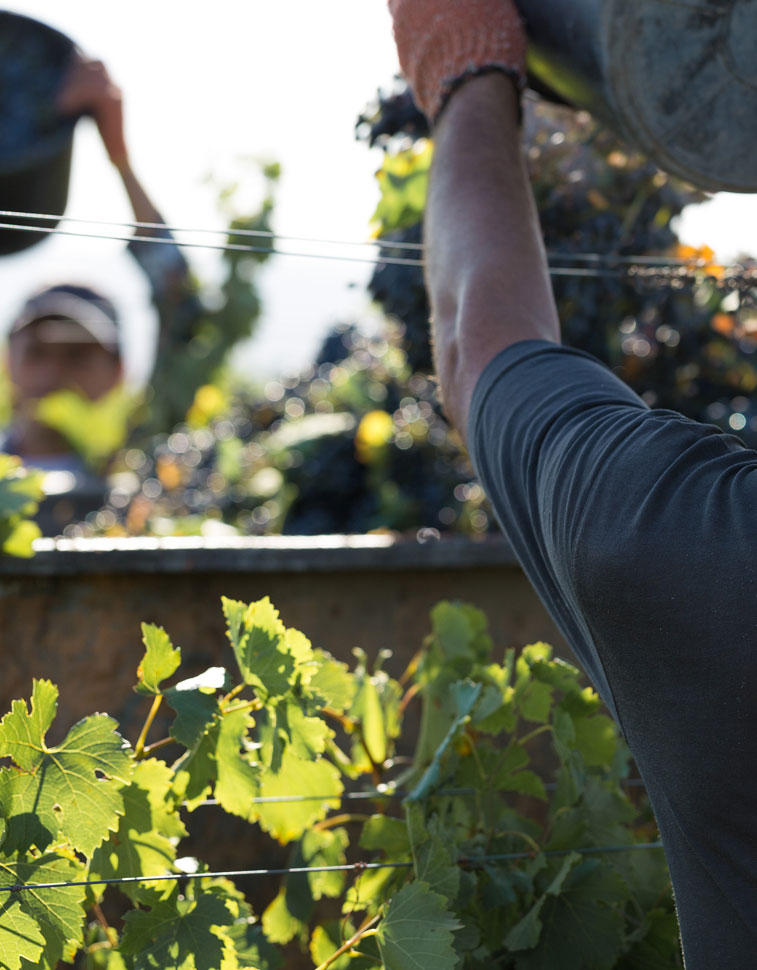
517, 0, 757, 193
0, 11, 77, 256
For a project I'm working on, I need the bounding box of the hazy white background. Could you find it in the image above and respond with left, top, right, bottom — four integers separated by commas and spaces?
1, 1, 754, 386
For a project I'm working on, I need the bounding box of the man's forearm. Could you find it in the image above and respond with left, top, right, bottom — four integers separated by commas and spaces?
425, 73, 560, 437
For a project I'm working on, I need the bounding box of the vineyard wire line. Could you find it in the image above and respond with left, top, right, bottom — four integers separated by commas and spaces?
0, 221, 425, 268
0, 209, 426, 252
195, 779, 646, 806
0, 843, 665, 894
196, 787, 479, 806
0, 208, 750, 269
1, 215, 755, 283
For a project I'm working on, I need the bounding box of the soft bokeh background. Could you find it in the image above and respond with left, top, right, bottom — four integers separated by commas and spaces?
0, 0, 755, 387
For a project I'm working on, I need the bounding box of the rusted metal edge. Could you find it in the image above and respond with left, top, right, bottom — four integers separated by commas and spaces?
0, 534, 519, 576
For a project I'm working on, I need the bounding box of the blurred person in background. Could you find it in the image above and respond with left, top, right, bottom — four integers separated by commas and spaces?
2, 54, 199, 531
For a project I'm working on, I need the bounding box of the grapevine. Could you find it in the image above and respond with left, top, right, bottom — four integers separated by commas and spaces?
0, 596, 680, 968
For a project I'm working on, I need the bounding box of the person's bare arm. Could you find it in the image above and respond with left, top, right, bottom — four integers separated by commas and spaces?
388, 0, 560, 440
426, 73, 559, 437
57, 55, 165, 231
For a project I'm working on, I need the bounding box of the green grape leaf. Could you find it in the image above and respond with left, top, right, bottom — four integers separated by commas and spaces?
376, 881, 461, 970
360, 815, 411, 857
0, 769, 51, 855
406, 805, 459, 901
561, 686, 603, 717
283, 627, 314, 669
213, 709, 260, 820
620, 907, 682, 970
136, 625, 181, 696
35, 387, 131, 470
352, 677, 387, 766
513, 859, 629, 970
504, 852, 580, 953
0, 681, 132, 856
256, 750, 342, 843
222, 597, 295, 698
260, 699, 333, 772
494, 744, 529, 778
262, 888, 305, 945
573, 714, 618, 767
472, 684, 517, 734
520, 643, 553, 665
90, 760, 186, 899
415, 833, 460, 901
0, 679, 58, 771
171, 722, 219, 808
579, 778, 637, 848
131, 759, 187, 842
2, 519, 42, 558
18, 925, 71, 970
0, 895, 45, 970
0, 457, 44, 516
164, 683, 222, 750
551, 707, 576, 749
301, 827, 349, 900
520, 681, 553, 724
530, 656, 580, 691
622, 845, 673, 913
343, 864, 403, 918
309, 921, 353, 970
308, 920, 376, 970
309, 653, 356, 712
499, 770, 547, 800
119, 892, 236, 970
226, 919, 283, 970
0, 853, 86, 967
430, 601, 491, 667
405, 681, 482, 803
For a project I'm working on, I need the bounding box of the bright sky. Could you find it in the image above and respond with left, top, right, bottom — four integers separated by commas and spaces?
1, 1, 755, 386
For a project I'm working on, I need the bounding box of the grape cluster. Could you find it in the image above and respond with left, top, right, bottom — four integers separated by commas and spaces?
368, 223, 433, 373
361, 84, 757, 449
71, 322, 491, 541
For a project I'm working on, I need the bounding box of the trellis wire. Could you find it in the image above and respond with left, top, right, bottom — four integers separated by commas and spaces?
0, 221, 424, 268
0, 208, 427, 253
0, 842, 664, 894
197, 787, 477, 806
0, 208, 733, 265
1, 213, 755, 288
196, 777, 646, 806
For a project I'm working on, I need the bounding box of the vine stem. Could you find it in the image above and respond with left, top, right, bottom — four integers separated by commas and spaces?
142, 736, 176, 756
399, 681, 421, 716
313, 915, 380, 970
497, 829, 542, 856
92, 901, 118, 947
221, 683, 245, 705
221, 698, 263, 716
312, 813, 372, 832
135, 695, 162, 758
519, 724, 553, 746
321, 708, 384, 785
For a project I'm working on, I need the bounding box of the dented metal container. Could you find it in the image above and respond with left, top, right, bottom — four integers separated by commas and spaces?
517, 0, 757, 192
0, 11, 77, 255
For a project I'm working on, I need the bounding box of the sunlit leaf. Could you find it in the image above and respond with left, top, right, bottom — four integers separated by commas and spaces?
136, 625, 181, 696
376, 881, 460, 970
0, 681, 132, 856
